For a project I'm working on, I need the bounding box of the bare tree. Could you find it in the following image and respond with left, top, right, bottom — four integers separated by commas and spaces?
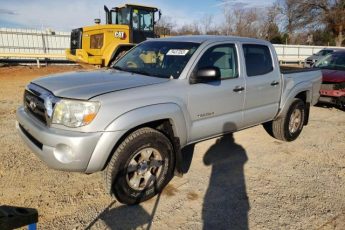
277, 0, 312, 43
277, 0, 345, 46
175, 21, 201, 35
306, 0, 345, 46
156, 16, 175, 36
263, 3, 282, 41
200, 14, 214, 34
220, 2, 265, 38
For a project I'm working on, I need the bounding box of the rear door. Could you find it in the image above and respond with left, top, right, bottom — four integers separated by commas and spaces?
187, 43, 246, 142
242, 44, 281, 127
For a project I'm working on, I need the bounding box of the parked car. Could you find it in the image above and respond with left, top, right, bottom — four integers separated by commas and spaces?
314, 50, 345, 109
305, 48, 344, 67
16, 35, 322, 204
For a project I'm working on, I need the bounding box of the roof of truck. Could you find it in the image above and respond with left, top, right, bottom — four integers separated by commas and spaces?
154, 35, 270, 45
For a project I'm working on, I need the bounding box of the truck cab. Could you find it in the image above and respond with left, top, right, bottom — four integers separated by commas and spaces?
66, 4, 160, 66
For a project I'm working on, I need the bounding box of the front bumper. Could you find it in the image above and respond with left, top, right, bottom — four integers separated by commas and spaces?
16, 107, 102, 172
319, 89, 345, 105
320, 89, 345, 98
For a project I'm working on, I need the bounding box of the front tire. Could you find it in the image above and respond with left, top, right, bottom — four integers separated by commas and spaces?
104, 127, 175, 204
264, 98, 306, 142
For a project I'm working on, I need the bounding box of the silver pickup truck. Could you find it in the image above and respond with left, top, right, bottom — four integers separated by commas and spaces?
16, 36, 321, 204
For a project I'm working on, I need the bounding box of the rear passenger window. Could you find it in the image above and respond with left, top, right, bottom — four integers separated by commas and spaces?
243, 44, 273, 77
196, 44, 238, 79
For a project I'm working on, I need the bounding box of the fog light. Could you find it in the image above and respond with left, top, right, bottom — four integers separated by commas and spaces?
54, 144, 74, 163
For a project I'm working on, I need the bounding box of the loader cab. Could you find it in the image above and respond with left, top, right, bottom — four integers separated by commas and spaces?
105, 4, 160, 43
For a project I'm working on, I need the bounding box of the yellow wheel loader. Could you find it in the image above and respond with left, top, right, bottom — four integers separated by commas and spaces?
66, 4, 161, 67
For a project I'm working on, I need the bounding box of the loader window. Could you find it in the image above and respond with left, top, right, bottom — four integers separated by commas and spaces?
117, 8, 130, 25
132, 9, 154, 31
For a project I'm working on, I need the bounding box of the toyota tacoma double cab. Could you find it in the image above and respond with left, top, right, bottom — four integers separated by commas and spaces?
16, 36, 322, 204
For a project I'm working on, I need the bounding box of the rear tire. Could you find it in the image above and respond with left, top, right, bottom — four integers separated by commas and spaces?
264, 98, 306, 142
104, 127, 175, 205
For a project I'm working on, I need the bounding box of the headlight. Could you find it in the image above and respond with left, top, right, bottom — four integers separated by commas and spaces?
52, 99, 100, 128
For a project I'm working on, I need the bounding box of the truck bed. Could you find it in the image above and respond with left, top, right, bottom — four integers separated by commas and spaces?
280, 65, 318, 74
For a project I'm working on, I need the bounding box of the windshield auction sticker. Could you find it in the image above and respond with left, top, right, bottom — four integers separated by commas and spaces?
166, 49, 189, 56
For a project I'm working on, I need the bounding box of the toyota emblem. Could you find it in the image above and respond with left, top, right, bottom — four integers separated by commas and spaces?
29, 101, 37, 111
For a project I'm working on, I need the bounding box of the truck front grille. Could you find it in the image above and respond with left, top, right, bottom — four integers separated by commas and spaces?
70, 28, 83, 55
24, 90, 47, 125
19, 124, 43, 150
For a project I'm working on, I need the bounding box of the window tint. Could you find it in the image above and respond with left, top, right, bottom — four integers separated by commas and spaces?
132, 9, 154, 31
196, 44, 238, 79
318, 49, 333, 56
117, 8, 130, 25
243, 44, 273, 77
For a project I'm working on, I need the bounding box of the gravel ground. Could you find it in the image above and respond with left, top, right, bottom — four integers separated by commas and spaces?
0, 66, 344, 230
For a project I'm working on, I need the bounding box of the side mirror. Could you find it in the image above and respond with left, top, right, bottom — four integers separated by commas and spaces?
154, 10, 162, 25
190, 67, 221, 84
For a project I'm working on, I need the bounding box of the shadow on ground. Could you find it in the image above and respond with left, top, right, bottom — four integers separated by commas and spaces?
315, 102, 345, 111
202, 133, 249, 230
84, 145, 197, 230
85, 134, 249, 229
85, 195, 161, 230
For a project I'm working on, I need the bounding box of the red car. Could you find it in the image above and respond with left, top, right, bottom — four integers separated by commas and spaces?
314, 50, 345, 109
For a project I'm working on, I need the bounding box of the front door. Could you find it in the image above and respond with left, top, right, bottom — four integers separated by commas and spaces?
187, 43, 246, 142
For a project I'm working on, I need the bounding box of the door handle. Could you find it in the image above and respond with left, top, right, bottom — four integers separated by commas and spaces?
271, 81, 279, 86
233, 86, 245, 92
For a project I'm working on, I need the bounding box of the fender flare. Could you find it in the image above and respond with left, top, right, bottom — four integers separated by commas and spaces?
105, 103, 188, 143
277, 82, 312, 119
105, 103, 188, 172
86, 103, 189, 173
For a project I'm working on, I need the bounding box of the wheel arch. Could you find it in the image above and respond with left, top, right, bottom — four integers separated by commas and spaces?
277, 87, 311, 123
86, 103, 188, 173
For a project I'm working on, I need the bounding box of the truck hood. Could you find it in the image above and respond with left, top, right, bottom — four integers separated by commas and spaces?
321, 69, 345, 83
32, 69, 169, 100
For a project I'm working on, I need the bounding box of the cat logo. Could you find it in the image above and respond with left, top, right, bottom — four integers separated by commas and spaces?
115, 31, 126, 39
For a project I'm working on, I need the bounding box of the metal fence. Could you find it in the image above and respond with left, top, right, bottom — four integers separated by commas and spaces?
0, 28, 70, 61
1, 27, 345, 64
273, 44, 345, 64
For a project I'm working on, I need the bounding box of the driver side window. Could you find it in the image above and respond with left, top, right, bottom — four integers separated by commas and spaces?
196, 44, 238, 79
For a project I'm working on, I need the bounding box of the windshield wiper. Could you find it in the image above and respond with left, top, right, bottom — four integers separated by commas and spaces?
129, 69, 152, 76
114, 66, 168, 78
114, 66, 151, 76
113, 65, 123, 71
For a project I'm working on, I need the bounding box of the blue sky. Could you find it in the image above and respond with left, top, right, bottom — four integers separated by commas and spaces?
0, 0, 275, 31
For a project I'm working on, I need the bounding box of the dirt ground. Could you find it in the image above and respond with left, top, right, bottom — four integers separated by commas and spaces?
0, 65, 344, 230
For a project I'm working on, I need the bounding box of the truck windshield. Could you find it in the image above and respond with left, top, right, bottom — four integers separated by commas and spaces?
113, 41, 200, 79
315, 52, 345, 71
